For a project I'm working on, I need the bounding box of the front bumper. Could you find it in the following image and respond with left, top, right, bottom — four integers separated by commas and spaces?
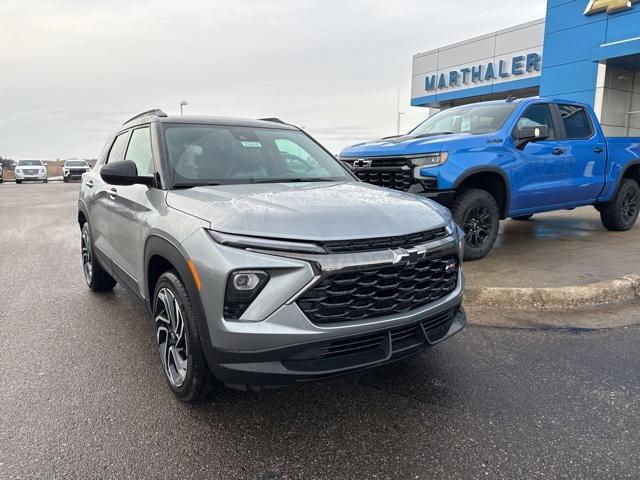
417, 189, 456, 208
64, 170, 88, 179
15, 172, 47, 180
182, 228, 466, 388
211, 304, 466, 389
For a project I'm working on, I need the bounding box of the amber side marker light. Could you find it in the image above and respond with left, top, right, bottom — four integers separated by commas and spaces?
187, 259, 202, 290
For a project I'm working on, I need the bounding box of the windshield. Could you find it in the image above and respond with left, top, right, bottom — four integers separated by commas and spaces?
65, 160, 88, 167
17, 160, 43, 166
411, 103, 517, 136
164, 125, 353, 186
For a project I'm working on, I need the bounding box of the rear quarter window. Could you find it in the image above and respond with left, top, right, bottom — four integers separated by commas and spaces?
558, 104, 593, 139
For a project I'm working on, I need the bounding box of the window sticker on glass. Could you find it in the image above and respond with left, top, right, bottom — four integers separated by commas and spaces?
241, 141, 262, 148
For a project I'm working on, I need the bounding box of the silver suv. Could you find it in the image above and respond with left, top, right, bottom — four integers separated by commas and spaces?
78, 109, 466, 401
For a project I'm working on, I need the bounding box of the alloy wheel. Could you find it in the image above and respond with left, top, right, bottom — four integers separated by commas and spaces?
622, 190, 638, 221
155, 288, 188, 388
81, 228, 93, 285
463, 205, 492, 248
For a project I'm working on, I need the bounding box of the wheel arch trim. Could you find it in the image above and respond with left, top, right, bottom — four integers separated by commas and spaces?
453, 166, 511, 218
143, 234, 217, 371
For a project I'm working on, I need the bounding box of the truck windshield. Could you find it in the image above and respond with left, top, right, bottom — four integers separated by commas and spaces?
164, 125, 353, 186
65, 160, 88, 167
411, 103, 517, 136
18, 160, 43, 166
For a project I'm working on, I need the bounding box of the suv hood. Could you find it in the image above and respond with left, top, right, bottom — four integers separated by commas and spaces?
340, 132, 485, 157
166, 182, 451, 241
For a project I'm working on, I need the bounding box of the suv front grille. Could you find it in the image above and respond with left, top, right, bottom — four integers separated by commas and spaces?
297, 254, 458, 324
321, 227, 448, 254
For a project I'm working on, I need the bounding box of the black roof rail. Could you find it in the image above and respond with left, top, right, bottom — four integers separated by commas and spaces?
123, 109, 168, 125
258, 117, 287, 125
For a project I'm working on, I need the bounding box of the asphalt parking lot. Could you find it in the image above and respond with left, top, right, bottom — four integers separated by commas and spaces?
1, 183, 639, 479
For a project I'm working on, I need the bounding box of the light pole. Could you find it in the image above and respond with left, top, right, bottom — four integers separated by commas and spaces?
180, 100, 188, 115
396, 89, 405, 135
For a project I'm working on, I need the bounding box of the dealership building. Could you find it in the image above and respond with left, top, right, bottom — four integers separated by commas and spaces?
411, 0, 640, 136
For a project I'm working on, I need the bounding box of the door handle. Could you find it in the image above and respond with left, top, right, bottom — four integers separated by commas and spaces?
86, 179, 94, 188
552, 148, 564, 156
594, 147, 603, 153
108, 187, 118, 199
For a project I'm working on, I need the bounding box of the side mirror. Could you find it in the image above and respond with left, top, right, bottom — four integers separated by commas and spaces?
516, 124, 550, 149
44, 162, 48, 167
100, 160, 154, 186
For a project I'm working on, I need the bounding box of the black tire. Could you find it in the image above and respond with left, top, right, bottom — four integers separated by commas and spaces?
451, 188, 500, 261
81, 222, 117, 291
153, 270, 213, 402
512, 214, 533, 221
600, 179, 640, 231
63, 178, 68, 183
43, 179, 48, 183
16, 180, 22, 184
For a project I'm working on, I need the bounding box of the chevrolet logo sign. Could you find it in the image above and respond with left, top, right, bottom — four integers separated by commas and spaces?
351, 159, 372, 168
584, 0, 638, 15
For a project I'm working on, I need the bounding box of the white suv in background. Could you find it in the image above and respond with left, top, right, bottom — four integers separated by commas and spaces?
15, 160, 48, 184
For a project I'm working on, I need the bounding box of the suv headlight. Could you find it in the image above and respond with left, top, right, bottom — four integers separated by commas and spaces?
410, 152, 448, 168
209, 230, 326, 254
224, 270, 270, 320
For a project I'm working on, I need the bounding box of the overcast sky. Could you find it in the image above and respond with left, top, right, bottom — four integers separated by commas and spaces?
0, 0, 546, 159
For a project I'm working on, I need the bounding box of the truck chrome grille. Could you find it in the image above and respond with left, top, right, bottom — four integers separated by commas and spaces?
297, 254, 458, 324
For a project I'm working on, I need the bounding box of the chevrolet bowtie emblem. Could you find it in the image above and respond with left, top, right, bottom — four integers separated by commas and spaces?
352, 159, 372, 168
584, 0, 638, 15
391, 248, 419, 265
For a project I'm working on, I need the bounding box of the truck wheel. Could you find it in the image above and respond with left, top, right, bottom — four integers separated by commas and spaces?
600, 179, 639, 231
81, 222, 117, 291
153, 270, 213, 402
16, 180, 22, 184
451, 189, 500, 261
512, 214, 533, 221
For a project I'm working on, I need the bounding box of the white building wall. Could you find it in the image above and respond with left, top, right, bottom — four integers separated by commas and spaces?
597, 65, 640, 137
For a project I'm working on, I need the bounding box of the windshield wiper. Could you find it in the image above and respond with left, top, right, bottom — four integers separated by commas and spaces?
253, 178, 337, 184
173, 182, 222, 188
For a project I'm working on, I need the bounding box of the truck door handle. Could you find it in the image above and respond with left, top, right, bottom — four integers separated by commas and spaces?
108, 187, 118, 199
86, 179, 94, 188
594, 147, 603, 153
552, 148, 564, 156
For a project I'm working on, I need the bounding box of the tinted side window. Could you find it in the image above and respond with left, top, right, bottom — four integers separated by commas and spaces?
517, 104, 555, 140
107, 132, 130, 164
558, 104, 593, 139
125, 127, 154, 175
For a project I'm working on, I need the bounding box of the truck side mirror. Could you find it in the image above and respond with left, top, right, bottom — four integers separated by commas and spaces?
516, 125, 550, 149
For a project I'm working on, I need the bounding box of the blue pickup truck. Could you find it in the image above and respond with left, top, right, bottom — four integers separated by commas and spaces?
339, 97, 640, 260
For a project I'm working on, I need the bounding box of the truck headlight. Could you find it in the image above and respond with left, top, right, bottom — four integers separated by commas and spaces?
411, 152, 448, 168
224, 270, 270, 320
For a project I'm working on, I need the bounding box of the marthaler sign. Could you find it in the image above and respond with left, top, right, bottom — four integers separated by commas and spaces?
424, 52, 541, 92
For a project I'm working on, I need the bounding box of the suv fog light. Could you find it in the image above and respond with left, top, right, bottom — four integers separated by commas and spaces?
224, 270, 269, 320
232, 272, 262, 290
